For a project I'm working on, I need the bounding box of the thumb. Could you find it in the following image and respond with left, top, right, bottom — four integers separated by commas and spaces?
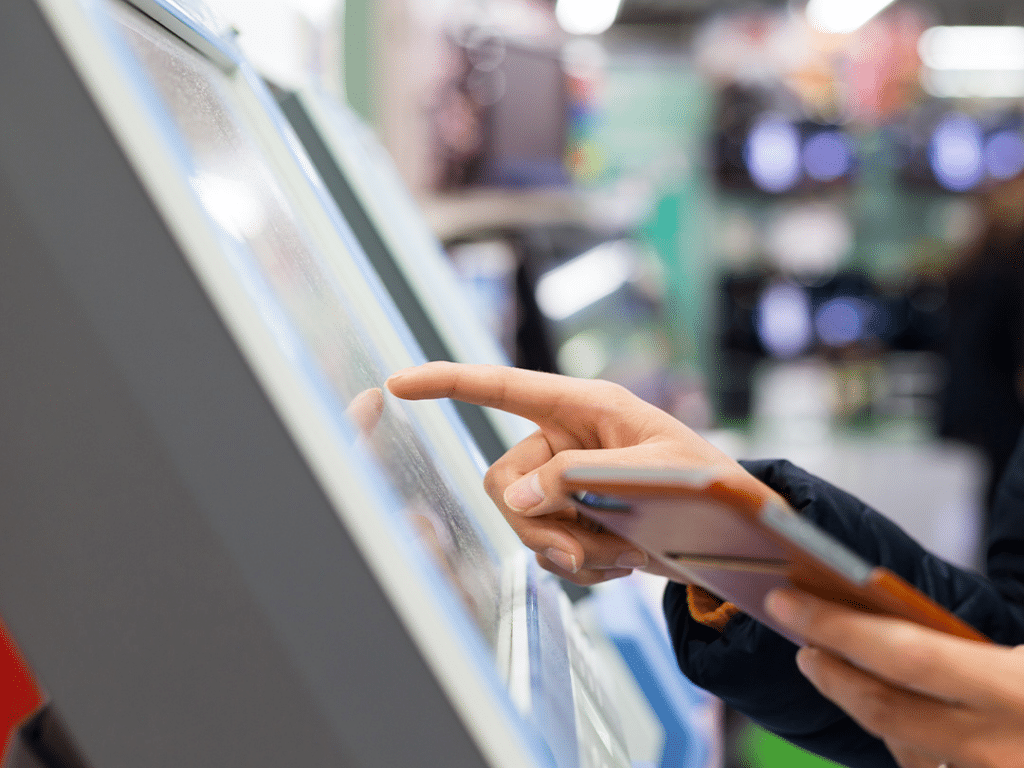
500, 444, 676, 517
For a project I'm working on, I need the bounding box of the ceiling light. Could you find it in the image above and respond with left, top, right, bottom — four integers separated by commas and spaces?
805, 0, 897, 34
922, 70, 1024, 99
919, 27, 1024, 71
555, 0, 621, 36
535, 241, 634, 320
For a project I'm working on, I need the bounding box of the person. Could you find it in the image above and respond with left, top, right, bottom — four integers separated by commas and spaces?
386, 361, 1024, 768
939, 171, 1024, 511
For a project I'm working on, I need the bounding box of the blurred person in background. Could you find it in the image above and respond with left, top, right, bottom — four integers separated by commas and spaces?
389, 362, 1024, 768
940, 170, 1024, 511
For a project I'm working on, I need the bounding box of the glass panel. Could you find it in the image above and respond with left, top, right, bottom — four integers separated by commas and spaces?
106, 0, 503, 648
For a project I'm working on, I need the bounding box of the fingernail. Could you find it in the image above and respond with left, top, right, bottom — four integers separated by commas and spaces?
615, 550, 648, 569
505, 474, 544, 512
765, 589, 800, 627
385, 371, 407, 387
544, 548, 578, 574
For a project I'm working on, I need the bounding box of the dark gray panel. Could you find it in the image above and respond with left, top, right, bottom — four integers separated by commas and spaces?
0, 1, 490, 767
3, 708, 92, 768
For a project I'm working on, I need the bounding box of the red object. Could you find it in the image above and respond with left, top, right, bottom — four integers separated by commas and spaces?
0, 617, 43, 759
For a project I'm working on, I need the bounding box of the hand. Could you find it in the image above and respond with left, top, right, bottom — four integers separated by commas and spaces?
765, 588, 1024, 768
386, 362, 749, 585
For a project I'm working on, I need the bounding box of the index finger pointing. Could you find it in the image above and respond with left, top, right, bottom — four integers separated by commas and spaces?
386, 362, 592, 425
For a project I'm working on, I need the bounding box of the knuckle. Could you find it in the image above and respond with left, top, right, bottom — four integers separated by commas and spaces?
593, 381, 634, 411
544, 451, 572, 478
482, 466, 504, 499
541, 453, 578, 495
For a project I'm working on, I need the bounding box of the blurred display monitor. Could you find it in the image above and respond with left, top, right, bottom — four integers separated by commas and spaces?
716, 79, 860, 195
714, 117, 857, 195
716, 270, 950, 422
720, 270, 950, 362
273, 87, 534, 462
436, 34, 569, 189
713, 85, 856, 195
0, 1, 635, 767
892, 107, 1024, 193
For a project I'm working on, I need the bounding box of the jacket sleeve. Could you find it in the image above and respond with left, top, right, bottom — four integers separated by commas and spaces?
663, 456, 1024, 768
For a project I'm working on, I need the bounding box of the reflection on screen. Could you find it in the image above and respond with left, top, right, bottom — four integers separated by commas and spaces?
106, 0, 502, 648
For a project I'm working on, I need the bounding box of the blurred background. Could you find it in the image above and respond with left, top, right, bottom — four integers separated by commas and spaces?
143, 0, 1024, 764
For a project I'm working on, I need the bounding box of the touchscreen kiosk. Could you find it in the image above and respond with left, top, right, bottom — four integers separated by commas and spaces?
0, 1, 631, 767
271, 86, 726, 766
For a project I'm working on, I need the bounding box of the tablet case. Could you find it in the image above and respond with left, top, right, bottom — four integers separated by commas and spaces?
563, 466, 989, 645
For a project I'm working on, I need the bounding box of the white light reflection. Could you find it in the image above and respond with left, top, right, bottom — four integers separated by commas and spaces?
929, 115, 984, 192
802, 131, 852, 182
555, 0, 622, 36
203, 0, 338, 87
557, 332, 610, 379
806, 0, 897, 34
766, 204, 853, 274
191, 173, 265, 239
815, 297, 868, 347
207, 0, 339, 25
746, 116, 802, 193
985, 130, 1024, 180
756, 283, 813, 359
536, 240, 634, 321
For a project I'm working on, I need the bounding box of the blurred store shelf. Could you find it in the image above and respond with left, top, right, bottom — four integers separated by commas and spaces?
421, 189, 590, 241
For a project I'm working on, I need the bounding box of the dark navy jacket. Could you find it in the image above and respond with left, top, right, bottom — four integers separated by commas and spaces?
663, 433, 1024, 768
